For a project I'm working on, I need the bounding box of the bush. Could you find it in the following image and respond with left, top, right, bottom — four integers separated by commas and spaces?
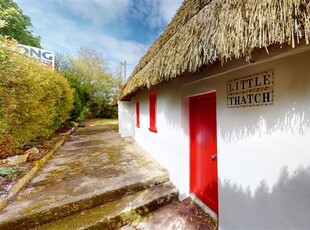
0, 38, 73, 158
88, 100, 118, 118
56, 49, 121, 121
64, 72, 89, 121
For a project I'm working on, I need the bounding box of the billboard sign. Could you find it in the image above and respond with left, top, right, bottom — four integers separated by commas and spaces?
17, 44, 55, 70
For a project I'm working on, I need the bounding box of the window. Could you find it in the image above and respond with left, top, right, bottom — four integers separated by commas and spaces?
149, 92, 157, 133
136, 101, 140, 128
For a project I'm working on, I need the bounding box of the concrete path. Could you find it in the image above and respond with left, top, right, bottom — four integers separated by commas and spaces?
0, 121, 216, 229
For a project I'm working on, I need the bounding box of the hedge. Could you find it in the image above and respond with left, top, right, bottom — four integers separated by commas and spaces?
0, 38, 73, 158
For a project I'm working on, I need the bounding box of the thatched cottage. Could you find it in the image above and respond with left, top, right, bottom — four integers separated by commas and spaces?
118, 0, 310, 228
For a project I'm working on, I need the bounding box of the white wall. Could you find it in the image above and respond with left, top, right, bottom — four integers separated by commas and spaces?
132, 81, 190, 200
120, 47, 310, 229
118, 101, 135, 137
182, 48, 310, 229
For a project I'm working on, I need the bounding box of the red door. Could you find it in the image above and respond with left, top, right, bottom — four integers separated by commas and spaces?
189, 92, 218, 214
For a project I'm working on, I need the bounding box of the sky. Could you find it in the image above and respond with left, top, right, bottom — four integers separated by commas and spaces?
15, 0, 183, 77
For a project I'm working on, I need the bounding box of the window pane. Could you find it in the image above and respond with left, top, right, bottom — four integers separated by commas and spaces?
136, 101, 140, 128
149, 92, 157, 132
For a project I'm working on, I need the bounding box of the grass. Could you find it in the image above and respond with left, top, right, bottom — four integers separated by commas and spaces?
0, 167, 21, 179
87, 119, 119, 126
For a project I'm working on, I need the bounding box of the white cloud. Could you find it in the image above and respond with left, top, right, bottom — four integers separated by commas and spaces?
127, 0, 162, 29
127, 0, 182, 29
14, 0, 183, 77
57, 0, 131, 26
96, 34, 149, 76
56, 0, 182, 27
159, 0, 183, 23
38, 10, 148, 76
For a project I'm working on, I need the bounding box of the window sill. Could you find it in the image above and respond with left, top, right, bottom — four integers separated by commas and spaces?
149, 127, 157, 133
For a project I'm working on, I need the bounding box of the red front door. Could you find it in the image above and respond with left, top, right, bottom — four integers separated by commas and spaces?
189, 92, 218, 214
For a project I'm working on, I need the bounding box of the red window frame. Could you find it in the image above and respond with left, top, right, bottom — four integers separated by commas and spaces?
136, 101, 140, 128
149, 92, 157, 133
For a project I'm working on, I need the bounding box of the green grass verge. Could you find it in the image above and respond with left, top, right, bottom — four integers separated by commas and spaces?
91, 119, 119, 126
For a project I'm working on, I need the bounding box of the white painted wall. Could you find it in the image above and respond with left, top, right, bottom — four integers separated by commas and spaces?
118, 101, 135, 137
183, 48, 310, 229
217, 51, 310, 229
133, 81, 190, 200
120, 47, 310, 229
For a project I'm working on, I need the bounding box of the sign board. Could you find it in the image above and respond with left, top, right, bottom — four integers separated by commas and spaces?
227, 70, 274, 108
17, 44, 55, 70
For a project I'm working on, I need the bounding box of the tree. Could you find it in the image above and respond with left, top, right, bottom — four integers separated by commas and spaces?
56, 48, 121, 120
0, 0, 41, 47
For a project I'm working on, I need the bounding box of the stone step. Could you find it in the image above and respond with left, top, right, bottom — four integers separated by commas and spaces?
38, 182, 178, 230
0, 174, 169, 230
119, 198, 217, 230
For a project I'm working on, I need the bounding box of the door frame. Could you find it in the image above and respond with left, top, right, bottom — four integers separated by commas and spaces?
188, 90, 219, 219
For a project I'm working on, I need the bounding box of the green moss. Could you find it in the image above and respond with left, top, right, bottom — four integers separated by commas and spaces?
76, 128, 110, 136
0, 166, 22, 179
73, 139, 107, 148
107, 147, 121, 164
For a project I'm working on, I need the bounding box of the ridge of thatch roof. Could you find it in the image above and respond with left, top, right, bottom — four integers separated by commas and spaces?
120, 0, 310, 100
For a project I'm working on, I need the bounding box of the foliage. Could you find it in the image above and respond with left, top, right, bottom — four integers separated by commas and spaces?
0, 0, 41, 47
63, 71, 88, 120
0, 166, 21, 179
56, 48, 121, 120
0, 38, 73, 158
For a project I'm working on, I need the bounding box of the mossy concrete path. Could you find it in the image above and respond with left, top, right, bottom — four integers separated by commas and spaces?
0, 123, 177, 229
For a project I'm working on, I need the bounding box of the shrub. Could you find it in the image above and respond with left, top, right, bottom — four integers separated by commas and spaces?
56, 49, 121, 120
0, 38, 73, 158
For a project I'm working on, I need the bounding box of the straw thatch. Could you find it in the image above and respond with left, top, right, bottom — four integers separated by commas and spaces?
120, 0, 310, 100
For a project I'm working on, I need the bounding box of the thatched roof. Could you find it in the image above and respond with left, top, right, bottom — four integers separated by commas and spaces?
120, 0, 310, 100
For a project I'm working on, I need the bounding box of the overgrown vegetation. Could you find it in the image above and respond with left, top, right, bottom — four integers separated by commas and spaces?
0, 0, 119, 159
0, 166, 22, 179
0, 0, 41, 47
0, 38, 73, 158
56, 48, 121, 120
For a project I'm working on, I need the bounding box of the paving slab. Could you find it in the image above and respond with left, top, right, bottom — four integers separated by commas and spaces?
0, 124, 169, 229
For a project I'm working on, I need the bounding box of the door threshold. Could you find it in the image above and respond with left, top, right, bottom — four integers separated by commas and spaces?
190, 193, 218, 221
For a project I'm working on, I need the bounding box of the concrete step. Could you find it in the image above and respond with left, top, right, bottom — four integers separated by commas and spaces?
0, 174, 169, 230
119, 198, 217, 230
38, 182, 178, 230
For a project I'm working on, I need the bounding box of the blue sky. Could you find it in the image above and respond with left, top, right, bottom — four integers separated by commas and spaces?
15, 0, 183, 77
